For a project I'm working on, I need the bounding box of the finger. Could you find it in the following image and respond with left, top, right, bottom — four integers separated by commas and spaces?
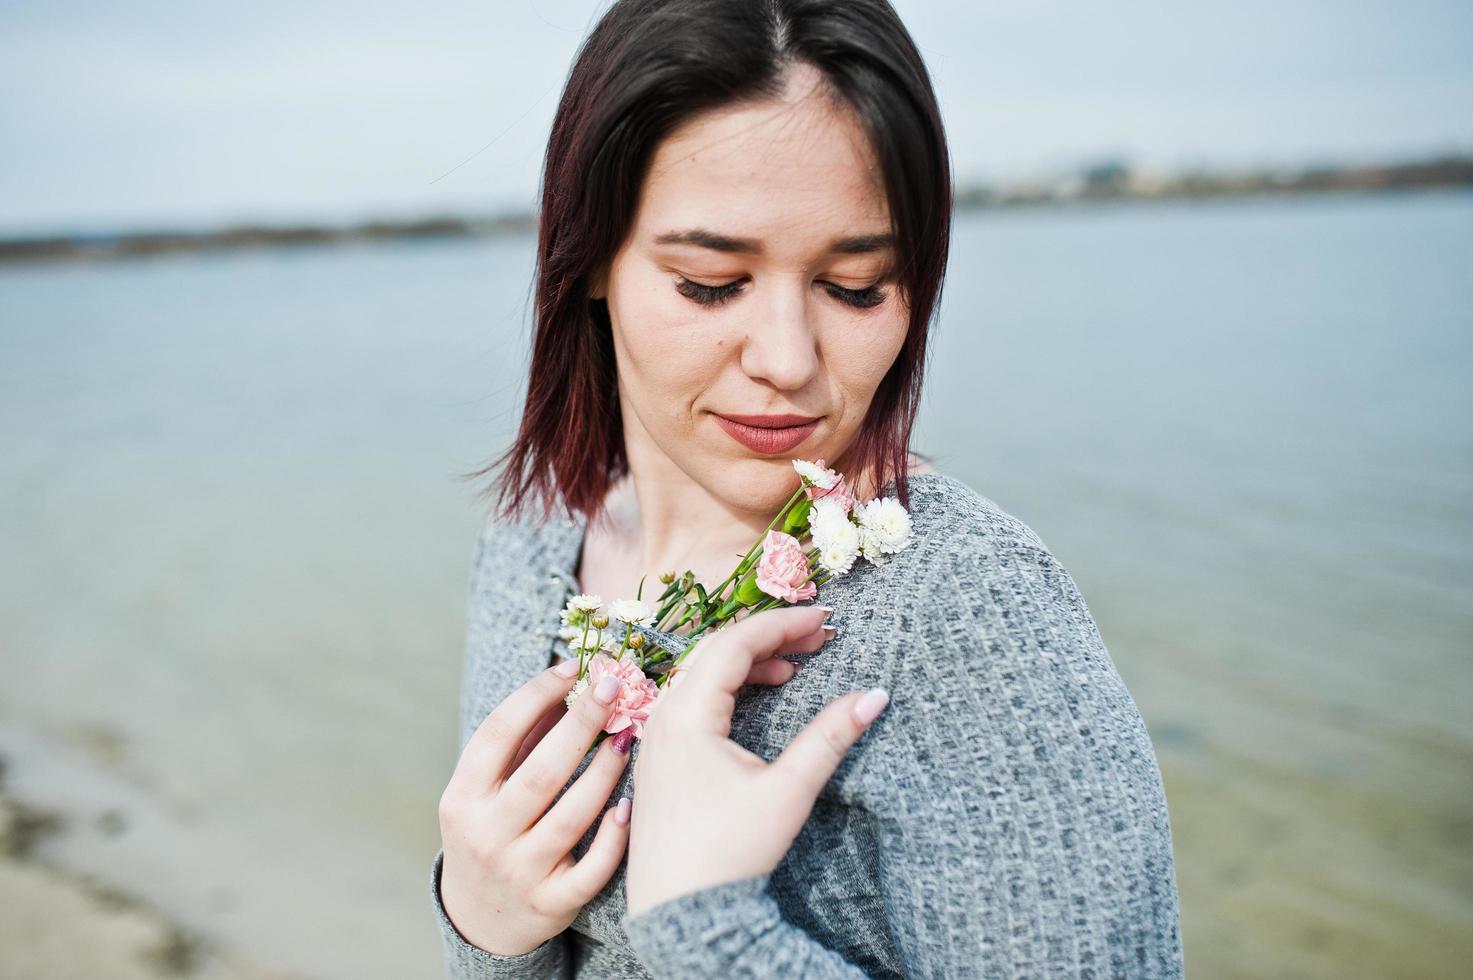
549, 796, 632, 907
677, 606, 832, 732
744, 658, 798, 686
766, 688, 890, 803
709, 618, 834, 660
456, 661, 581, 788
524, 730, 634, 865
498, 671, 622, 831
773, 621, 835, 656
509, 701, 568, 773
665, 619, 828, 692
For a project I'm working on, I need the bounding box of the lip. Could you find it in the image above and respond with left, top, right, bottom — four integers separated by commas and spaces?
713, 413, 821, 455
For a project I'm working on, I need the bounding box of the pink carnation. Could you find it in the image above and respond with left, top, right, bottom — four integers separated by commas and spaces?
585, 652, 661, 738
755, 529, 818, 603
801, 458, 856, 514
811, 477, 856, 514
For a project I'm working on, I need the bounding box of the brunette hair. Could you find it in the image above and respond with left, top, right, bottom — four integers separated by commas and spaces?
469, 0, 952, 522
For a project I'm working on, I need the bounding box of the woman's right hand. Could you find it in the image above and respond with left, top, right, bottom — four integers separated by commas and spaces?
438, 658, 637, 956
437, 653, 803, 956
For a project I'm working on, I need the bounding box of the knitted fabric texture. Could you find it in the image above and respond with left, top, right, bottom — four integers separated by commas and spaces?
429, 473, 1185, 978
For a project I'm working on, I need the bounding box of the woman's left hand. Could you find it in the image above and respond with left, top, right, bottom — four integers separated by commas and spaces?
624, 605, 891, 918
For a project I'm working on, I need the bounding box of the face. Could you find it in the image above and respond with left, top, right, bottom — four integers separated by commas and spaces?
590, 62, 911, 517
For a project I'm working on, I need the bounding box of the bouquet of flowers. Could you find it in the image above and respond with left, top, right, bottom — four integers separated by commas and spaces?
556, 459, 913, 746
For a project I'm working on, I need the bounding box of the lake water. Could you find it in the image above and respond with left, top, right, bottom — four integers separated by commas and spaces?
1, 190, 1469, 978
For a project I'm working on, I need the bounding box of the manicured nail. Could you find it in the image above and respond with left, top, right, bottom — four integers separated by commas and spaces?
594, 673, 620, 704
613, 796, 632, 826
821, 623, 839, 636
853, 688, 890, 725
611, 729, 634, 754
554, 658, 580, 678
816, 605, 836, 614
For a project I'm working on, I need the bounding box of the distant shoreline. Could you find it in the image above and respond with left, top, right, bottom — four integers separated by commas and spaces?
3, 153, 1469, 266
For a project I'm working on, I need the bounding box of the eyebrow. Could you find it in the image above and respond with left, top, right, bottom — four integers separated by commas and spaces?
652, 228, 894, 256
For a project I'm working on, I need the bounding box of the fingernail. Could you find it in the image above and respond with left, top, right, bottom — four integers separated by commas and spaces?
853, 688, 890, 725
614, 796, 632, 825
821, 623, 839, 636
554, 658, 580, 678
816, 605, 835, 614
594, 673, 620, 704
611, 729, 634, 754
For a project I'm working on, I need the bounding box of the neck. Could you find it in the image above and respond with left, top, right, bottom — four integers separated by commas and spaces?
588, 410, 925, 591
597, 421, 779, 587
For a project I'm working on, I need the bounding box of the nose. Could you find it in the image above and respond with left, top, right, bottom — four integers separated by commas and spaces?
738, 279, 821, 392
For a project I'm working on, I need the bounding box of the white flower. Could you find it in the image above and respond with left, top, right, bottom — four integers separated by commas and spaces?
792, 458, 838, 490
564, 676, 589, 708
808, 498, 860, 576
808, 496, 850, 534
608, 598, 655, 626
814, 520, 861, 576
568, 628, 605, 652
854, 497, 913, 560
557, 624, 581, 643
569, 593, 603, 613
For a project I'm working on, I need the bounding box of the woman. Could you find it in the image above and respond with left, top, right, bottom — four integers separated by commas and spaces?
431, 0, 1184, 976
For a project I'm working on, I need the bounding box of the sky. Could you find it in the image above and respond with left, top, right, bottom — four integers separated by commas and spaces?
1, 0, 1470, 235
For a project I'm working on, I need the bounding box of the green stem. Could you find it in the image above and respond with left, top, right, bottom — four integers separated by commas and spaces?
641, 483, 815, 691
699, 486, 807, 609
655, 636, 704, 689
654, 596, 684, 631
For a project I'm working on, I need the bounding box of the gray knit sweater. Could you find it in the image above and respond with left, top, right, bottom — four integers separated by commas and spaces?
429, 473, 1184, 978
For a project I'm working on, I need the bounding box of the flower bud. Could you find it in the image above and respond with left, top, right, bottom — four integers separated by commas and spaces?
781, 498, 813, 535
734, 568, 764, 606
659, 571, 676, 585
627, 632, 646, 650
591, 613, 610, 630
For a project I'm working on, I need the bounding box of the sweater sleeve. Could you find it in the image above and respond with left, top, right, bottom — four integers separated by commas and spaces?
859, 523, 1185, 978
430, 522, 573, 979
430, 847, 571, 979
620, 874, 870, 977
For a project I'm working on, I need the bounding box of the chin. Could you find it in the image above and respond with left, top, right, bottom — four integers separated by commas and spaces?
706, 454, 808, 513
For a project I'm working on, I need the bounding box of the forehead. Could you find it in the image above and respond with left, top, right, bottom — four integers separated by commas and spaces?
635, 74, 890, 253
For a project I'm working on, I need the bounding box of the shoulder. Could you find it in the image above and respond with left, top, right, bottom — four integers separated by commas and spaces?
833, 472, 1107, 683
462, 507, 582, 646
851, 475, 1172, 822
468, 507, 582, 592
458, 510, 582, 749
861, 472, 1064, 615
845, 472, 1141, 752
902, 472, 1051, 564
844, 476, 1183, 975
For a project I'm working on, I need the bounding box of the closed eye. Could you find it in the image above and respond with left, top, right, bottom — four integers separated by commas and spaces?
673, 276, 888, 311
673, 276, 744, 307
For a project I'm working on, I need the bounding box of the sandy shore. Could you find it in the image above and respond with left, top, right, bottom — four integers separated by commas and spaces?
0, 752, 268, 980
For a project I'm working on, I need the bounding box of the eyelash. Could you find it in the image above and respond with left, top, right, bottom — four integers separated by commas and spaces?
674, 276, 888, 311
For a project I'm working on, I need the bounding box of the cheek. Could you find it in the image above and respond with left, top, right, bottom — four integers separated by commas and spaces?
609, 276, 729, 415
612, 268, 721, 352
825, 316, 908, 404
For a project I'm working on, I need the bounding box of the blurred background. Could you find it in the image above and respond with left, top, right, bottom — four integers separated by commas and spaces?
1, 1, 1469, 977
